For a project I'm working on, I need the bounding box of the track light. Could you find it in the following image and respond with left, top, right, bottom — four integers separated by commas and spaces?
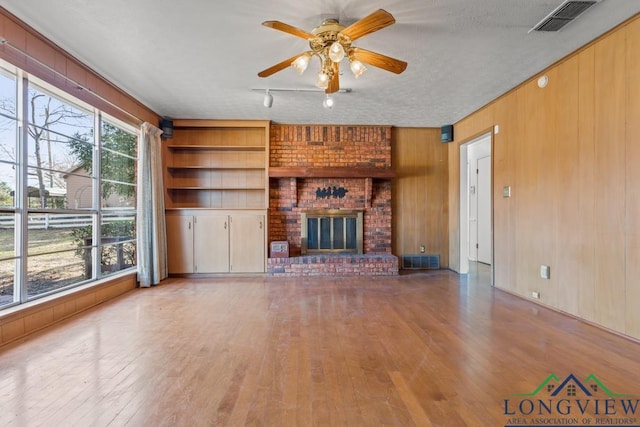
263, 89, 273, 108
323, 94, 334, 109
251, 87, 351, 108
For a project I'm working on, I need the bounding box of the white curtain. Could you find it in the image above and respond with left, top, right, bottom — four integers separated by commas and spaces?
137, 122, 168, 287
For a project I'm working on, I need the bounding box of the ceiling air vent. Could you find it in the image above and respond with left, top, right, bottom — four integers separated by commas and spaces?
529, 0, 598, 33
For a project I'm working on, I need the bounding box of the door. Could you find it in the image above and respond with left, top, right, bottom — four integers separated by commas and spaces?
229, 214, 265, 273
166, 215, 194, 273
194, 214, 229, 273
477, 155, 492, 264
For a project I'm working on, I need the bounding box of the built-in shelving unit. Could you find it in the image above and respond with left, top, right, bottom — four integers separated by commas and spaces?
163, 120, 270, 210
163, 120, 270, 275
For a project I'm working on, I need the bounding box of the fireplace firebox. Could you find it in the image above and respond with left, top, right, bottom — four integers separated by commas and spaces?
301, 210, 363, 255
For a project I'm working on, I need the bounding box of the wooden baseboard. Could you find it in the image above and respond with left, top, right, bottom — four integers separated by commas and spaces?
0, 272, 137, 348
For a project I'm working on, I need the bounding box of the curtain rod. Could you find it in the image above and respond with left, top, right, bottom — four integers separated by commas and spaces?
0, 37, 145, 125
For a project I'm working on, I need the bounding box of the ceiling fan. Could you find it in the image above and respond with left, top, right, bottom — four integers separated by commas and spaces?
257, 9, 408, 94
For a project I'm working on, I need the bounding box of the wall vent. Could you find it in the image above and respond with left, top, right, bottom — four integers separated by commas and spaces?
529, 0, 598, 33
401, 254, 440, 270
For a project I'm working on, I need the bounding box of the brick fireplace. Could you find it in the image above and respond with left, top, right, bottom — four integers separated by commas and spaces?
267, 125, 398, 276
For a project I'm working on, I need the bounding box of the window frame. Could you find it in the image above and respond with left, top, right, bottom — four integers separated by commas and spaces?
0, 60, 138, 310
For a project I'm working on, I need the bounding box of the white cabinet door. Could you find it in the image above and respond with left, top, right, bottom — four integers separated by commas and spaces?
194, 214, 229, 273
166, 215, 194, 274
229, 214, 265, 273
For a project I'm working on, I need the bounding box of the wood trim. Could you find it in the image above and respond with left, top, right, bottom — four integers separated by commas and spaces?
172, 119, 271, 128
269, 167, 396, 179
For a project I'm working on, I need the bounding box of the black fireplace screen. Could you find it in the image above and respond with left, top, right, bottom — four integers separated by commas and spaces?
301, 210, 363, 254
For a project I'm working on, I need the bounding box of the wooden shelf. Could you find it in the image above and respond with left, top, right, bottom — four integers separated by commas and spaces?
268, 167, 396, 179
167, 187, 266, 191
168, 145, 265, 151
168, 166, 264, 170
164, 121, 269, 210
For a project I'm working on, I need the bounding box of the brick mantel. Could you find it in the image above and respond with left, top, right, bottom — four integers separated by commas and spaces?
268, 167, 396, 178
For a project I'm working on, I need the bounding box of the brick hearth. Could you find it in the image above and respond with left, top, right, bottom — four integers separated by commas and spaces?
267, 254, 398, 276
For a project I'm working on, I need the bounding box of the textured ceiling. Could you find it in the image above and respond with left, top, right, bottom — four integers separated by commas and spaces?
2, 0, 639, 127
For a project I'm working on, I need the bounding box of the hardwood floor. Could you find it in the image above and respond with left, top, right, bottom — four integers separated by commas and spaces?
1, 265, 639, 426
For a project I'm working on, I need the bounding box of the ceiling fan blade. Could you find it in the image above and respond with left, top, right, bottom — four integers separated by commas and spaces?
257, 54, 304, 77
351, 47, 407, 74
340, 9, 396, 41
262, 20, 317, 41
326, 62, 340, 93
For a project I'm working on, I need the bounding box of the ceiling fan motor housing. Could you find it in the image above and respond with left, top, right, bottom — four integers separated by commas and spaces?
310, 19, 352, 58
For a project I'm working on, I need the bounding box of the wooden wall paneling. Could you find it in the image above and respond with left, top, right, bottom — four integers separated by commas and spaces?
513, 79, 547, 301
576, 46, 597, 322
593, 30, 627, 332
453, 105, 494, 144
554, 56, 581, 314
430, 131, 449, 268
536, 67, 559, 308
449, 14, 640, 339
393, 128, 423, 256
625, 18, 640, 338
1, 273, 136, 347
391, 128, 448, 266
492, 93, 518, 292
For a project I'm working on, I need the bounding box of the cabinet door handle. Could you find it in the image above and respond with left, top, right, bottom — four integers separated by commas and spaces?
189, 221, 191, 230
224, 221, 227, 229
259, 221, 263, 229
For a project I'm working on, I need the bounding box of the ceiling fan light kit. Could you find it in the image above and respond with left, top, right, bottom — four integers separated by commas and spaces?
258, 9, 407, 106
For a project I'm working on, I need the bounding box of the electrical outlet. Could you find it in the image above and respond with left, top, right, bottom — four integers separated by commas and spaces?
540, 265, 550, 279
532, 291, 540, 299
419, 245, 425, 253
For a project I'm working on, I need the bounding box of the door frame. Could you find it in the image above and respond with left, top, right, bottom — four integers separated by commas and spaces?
459, 131, 493, 283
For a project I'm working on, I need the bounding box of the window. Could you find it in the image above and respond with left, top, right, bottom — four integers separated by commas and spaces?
0, 60, 137, 309
0, 66, 18, 308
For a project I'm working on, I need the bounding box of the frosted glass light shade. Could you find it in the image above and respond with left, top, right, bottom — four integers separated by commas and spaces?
350, 59, 366, 78
316, 72, 330, 89
291, 54, 310, 74
328, 42, 345, 63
